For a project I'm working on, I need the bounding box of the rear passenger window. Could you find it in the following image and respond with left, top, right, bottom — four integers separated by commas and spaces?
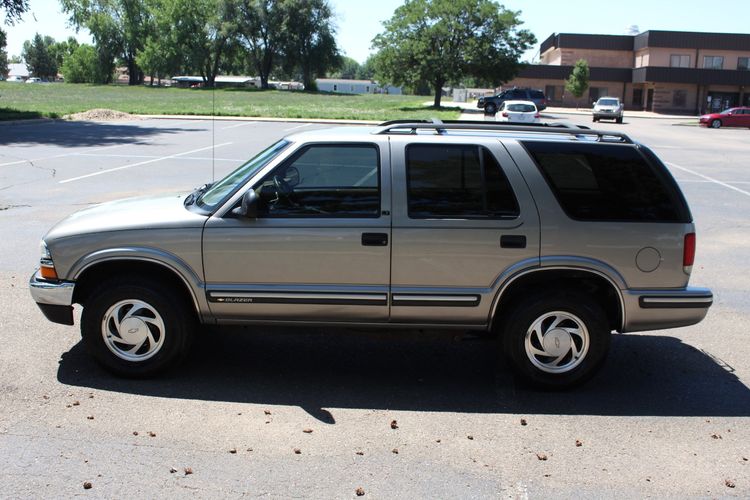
523, 142, 685, 222
406, 145, 519, 219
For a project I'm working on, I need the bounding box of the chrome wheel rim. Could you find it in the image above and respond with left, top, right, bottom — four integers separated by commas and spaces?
101, 299, 165, 362
524, 311, 589, 374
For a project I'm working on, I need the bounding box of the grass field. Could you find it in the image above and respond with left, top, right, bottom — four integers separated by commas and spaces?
0, 83, 461, 121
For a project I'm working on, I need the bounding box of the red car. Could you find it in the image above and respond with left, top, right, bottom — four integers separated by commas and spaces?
699, 107, 750, 128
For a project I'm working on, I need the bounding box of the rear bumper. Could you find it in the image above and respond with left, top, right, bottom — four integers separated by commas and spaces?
29, 271, 75, 325
622, 287, 713, 333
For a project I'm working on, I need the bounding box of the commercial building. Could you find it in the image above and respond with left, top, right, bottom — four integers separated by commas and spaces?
503, 31, 750, 114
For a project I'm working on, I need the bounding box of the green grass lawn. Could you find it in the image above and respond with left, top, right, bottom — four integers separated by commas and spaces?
0, 83, 460, 121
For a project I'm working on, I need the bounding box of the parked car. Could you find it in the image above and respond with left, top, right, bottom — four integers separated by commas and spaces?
478, 88, 547, 115
25, 77, 42, 84
699, 107, 750, 129
30, 120, 711, 388
6, 75, 25, 82
592, 97, 624, 123
496, 100, 540, 124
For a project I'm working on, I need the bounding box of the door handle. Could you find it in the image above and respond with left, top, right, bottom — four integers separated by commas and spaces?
362, 233, 388, 246
500, 235, 526, 249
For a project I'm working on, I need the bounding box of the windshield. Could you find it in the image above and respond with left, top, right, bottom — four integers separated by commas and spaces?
598, 99, 619, 106
196, 139, 290, 210
507, 103, 536, 112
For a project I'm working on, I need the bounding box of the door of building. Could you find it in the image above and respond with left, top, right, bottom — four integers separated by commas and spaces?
646, 89, 654, 110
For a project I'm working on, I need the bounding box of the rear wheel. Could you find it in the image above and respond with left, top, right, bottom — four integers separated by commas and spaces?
485, 103, 497, 115
501, 292, 610, 389
711, 119, 722, 129
592, 117, 598, 122
81, 276, 195, 377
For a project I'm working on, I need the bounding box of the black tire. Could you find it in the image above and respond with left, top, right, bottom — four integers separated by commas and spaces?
485, 103, 497, 115
711, 119, 721, 129
501, 292, 610, 389
592, 117, 598, 122
80, 276, 195, 378
616, 117, 623, 124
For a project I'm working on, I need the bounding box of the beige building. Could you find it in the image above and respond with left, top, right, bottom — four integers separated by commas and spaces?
503, 31, 750, 114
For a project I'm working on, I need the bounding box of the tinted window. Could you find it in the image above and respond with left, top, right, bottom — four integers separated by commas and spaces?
508, 89, 526, 99
406, 145, 519, 219
523, 142, 686, 222
530, 90, 545, 98
507, 103, 536, 112
256, 144, 379, 217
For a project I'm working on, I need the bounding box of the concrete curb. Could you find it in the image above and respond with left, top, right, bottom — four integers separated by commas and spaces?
136, 114, 382, 125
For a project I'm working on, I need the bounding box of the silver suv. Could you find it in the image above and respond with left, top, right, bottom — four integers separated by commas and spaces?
30, 121, 712, 388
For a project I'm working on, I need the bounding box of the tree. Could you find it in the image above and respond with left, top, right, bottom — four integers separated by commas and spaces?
372, 0, 535, 107
356, 54, 376, 80
1, 0, 27, 24
236, 0, 285, 89
565, 58, 589, 106
61, 44, 99, 82
280, 0, 338, 90
330, 56, 361, 80
60, 0, 152, 85
22, 33, 58, 79
0, 28, 8, 77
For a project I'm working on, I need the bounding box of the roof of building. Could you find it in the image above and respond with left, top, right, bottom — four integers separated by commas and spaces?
316, 78, 375, 84
8, 63, 29, 77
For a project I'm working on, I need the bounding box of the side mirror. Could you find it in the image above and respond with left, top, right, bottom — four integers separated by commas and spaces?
232, 189, 258, 219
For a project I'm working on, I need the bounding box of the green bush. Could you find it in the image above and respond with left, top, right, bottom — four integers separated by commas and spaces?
61, 44, 99, 83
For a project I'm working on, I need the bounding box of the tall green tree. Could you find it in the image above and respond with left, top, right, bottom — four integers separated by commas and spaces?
280, 0, 338, 90
1, 0, 27, 24
22, 33, 58, 79
50, 36, 80, 69
60, 0, 151, 85
372, 0, 535, 107
329, 56, 361, 80
236, 0, 285, 89
565, 58, 589, 105
0, 28, 8, 77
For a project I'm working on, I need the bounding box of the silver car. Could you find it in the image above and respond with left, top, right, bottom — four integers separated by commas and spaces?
593, 97, 624, 123
30, 120, 712, 388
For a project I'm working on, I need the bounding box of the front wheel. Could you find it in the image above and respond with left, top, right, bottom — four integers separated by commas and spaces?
616, 116, 623, 124
711, 119, 722, 129
81, 276, 195, 377
501, 293, 610, 389
485, 103, 497, 115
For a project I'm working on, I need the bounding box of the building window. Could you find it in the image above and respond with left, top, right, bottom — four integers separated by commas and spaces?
333, 84, 337, 91
670, 54, 690, 68
672, 90, 687, 107
703, 56, 724, 69
739, 57, 749, 70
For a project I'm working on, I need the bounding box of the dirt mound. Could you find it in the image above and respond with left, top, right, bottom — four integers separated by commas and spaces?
65, 109, 141, 121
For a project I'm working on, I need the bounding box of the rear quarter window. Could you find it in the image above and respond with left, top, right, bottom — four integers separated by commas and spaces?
522, 141, 691, 222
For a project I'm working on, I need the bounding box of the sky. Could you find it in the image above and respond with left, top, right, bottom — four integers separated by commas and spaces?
3, 0, 750, 63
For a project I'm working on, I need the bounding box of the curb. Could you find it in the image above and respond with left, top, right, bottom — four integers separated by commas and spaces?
136, 114, 382, 125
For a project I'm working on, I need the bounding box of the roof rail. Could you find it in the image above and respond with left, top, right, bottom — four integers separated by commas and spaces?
374, 119, 633, 144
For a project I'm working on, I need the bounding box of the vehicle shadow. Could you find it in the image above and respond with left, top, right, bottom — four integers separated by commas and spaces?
57, 328, 750, 421
0, 119, 198, 148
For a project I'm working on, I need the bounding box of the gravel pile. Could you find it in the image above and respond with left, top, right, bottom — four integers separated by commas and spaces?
65, 109, 140, 121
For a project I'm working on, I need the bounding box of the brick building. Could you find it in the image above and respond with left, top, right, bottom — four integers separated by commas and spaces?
502, 31, 750, 114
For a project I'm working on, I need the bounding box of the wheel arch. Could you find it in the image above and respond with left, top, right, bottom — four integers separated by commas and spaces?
489, 267, 625, 333
72, 257, 204, 321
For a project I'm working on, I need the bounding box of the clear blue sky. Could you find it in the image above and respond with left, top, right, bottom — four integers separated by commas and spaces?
4, 0, 750, 62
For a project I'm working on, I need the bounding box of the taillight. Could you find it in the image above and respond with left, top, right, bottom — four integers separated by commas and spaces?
534, 113, 540, 118
502, 112, 509, 117
683, 232, 696, 274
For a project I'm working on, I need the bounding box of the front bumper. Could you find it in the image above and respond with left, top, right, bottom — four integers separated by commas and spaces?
593, 110, 622, 119
29, 271, 75, 325
622, 287, 713, 333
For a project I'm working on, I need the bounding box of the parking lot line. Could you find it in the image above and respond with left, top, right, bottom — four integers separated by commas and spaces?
0, 143, 131, 168
74, 153, 241, 162
221, 121, 259, 130
284, 123, 313, 132
666, 162, 750, 198
58, 142, 233, 184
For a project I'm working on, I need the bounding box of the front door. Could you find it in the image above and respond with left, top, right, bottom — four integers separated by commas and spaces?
202, 141, 391, 323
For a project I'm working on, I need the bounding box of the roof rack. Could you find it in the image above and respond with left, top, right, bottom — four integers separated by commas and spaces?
374, 119, 633, 144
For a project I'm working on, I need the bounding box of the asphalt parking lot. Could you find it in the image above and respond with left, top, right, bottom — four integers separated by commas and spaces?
1, 115, 749, 498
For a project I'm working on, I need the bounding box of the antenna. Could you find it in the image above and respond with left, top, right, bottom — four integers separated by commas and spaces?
212, 80, 216, 182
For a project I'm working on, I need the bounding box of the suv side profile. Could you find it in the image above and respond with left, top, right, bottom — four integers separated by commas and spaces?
478, 88, 547, 115
30, 121, 712, 388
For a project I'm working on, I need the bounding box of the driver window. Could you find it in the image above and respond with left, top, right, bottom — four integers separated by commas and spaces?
256, 144, 380, 218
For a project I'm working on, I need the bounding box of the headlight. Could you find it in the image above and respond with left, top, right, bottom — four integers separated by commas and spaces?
40, 241, 51, 260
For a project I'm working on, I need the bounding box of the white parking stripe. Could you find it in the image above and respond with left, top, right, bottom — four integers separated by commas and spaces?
666, 161, 750, 198
283, 123, 313, 132
0, 143, 130, 168
74, 153, 241, 162
58, 142, 233, 184
221, 121, 259, 130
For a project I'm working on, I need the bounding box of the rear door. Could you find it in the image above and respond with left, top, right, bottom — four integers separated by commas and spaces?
389, 136, 540, 326
202, 140, 392, 323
